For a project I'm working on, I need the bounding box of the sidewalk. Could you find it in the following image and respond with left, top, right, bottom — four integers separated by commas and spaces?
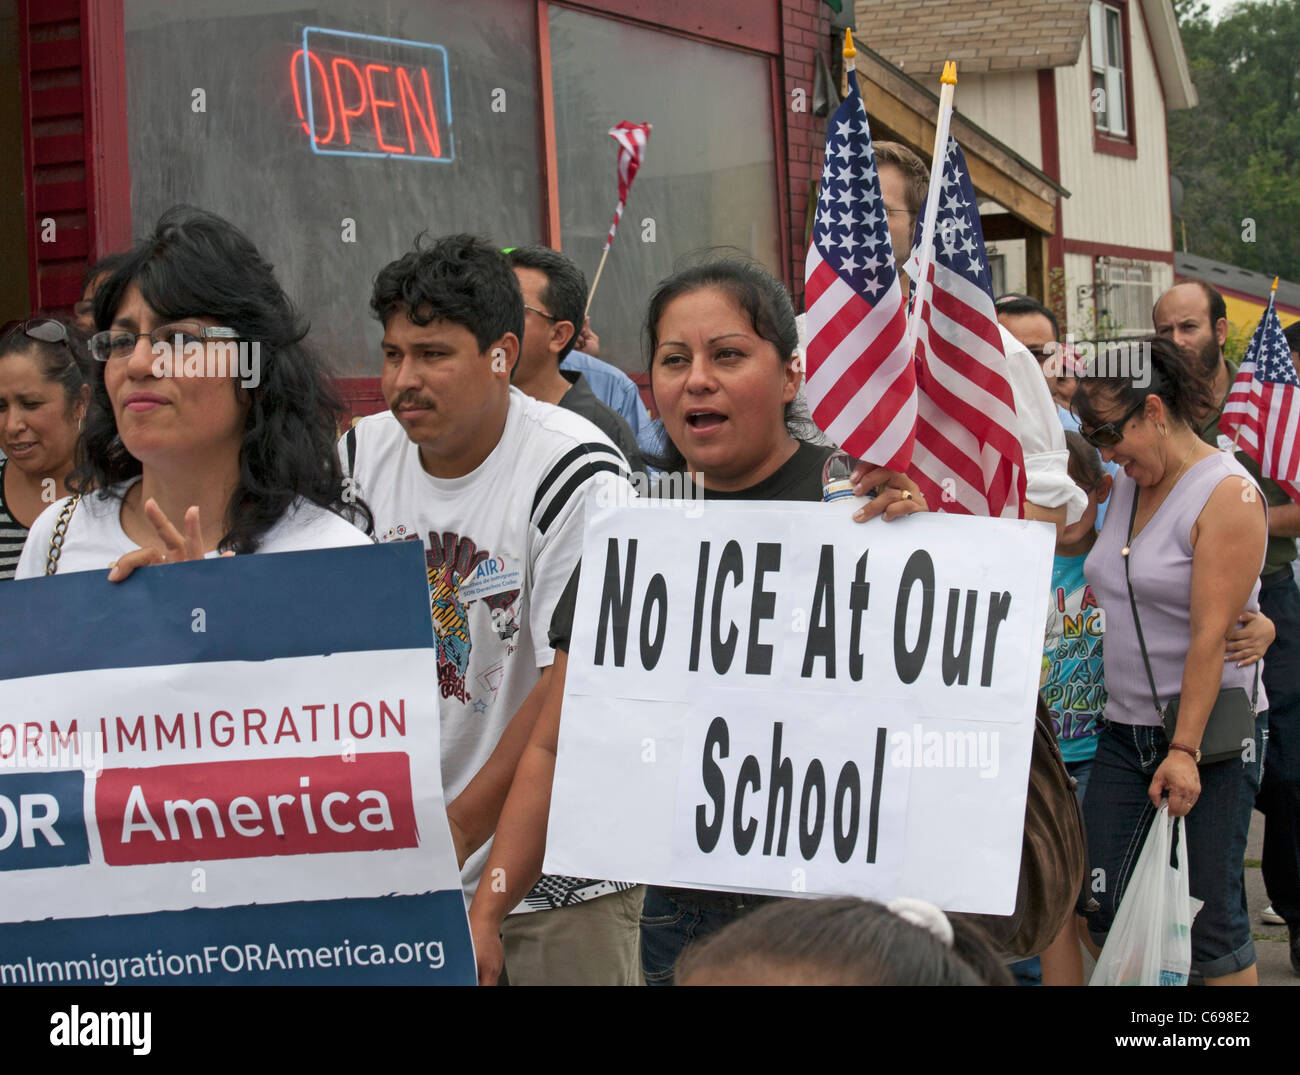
1247, 807, 1296, 986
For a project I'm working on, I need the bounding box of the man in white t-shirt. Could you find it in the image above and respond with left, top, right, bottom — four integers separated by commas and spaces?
341, 234, 642, 986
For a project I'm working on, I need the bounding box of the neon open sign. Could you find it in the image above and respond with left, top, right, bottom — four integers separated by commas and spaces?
290, 27, 454, 162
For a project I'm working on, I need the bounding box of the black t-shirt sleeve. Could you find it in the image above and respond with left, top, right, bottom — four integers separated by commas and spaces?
548, 562, 581, 653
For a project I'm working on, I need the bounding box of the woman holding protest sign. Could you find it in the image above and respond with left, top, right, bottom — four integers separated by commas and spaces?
15, 207, 371, 580
463, 257, 928, 986
1074, 334, 1269, 985
0, 318, 90, 580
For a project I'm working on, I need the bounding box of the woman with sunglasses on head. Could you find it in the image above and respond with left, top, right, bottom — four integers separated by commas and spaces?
461, 257, 927, 986
14, 206, 371, 581
1074, 334, 1270, 986
0, 319, 90, 580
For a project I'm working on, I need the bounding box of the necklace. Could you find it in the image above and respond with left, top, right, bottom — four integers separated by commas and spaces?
1125, 438, 1199, 554
1163, 437, 1199, 491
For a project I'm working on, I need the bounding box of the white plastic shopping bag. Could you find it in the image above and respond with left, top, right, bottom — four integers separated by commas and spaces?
1089, 804, 1203, 986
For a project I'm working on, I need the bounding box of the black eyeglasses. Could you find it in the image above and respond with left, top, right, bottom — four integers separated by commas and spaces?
1, 318, 70, 346
1079, 400, 1146, 449
523, 304, 557, 322
88, 323, 240, 362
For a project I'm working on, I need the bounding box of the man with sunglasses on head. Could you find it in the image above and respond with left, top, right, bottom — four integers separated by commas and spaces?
1155, 280, 1300, 974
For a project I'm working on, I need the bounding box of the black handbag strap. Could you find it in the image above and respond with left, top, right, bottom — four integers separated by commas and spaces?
1121, 485, 1259, 718
1121, 488, 1166, 719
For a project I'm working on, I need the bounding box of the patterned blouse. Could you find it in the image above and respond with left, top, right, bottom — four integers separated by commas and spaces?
0, 458, 32, 580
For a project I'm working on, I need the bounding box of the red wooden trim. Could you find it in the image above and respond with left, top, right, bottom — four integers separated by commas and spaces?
553, 0, 779, 54
1036, 68, 1065, 281
30, 84, 82, 118
769, 54, 792, 297
1063, 238, 1174, 264
18, 0, 38, 313
33, 131, 84, 165
335, 378, 389, 424
549, 0, 774, 58
29, 38, 81, 71
82, 0, 131, 260
1088, 0, 1138, 159
537, 1, 563, 250
31, 0, 78, 19
1093, 135, 1137, 159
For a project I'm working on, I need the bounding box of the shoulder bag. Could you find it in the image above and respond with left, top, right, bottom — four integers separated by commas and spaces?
1122, 486, 1258, 764
43, 494, 80, 576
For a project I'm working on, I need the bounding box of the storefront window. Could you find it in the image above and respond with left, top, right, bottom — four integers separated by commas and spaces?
123, 0, 542, 375
548, 6, 781, 374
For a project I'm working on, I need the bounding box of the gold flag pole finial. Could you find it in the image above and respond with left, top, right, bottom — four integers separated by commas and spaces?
1272, 276, 1280, 292
941, 60, 957, 85
843, 28, 856, 60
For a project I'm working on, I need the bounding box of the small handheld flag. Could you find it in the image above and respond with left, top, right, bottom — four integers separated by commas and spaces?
586, 121, 652, 317
1220, 279, 1300, 503
907, 135, 1027, 517
603, 121, 652, 252
803, 30, 915, 470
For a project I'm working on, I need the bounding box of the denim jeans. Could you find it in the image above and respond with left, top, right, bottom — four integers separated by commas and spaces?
640, 886, 767, 986
1083, 713, 1266, 978
1067, 757, 1094, 808
1257, 572, 1300, 928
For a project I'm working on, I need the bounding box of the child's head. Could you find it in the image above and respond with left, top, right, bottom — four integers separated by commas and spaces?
675, 896, 1013, 986
1059, 431, 1111, 549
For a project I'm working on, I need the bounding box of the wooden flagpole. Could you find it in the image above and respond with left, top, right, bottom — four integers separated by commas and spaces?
903, 61, 958, 363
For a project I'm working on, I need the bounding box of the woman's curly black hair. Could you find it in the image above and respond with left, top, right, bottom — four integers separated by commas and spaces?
72, 205, 371, 551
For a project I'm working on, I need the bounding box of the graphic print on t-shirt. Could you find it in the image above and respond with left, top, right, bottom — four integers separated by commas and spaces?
379, 525, 522, 706
1041, 556, 1106, 761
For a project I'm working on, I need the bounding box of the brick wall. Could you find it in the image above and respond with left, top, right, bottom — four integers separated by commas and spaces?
779, 0, 832, 310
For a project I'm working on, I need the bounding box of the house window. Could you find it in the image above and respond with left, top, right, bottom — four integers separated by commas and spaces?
1090, 2, 1128, 138
1094, 258, 1153, 338
986, 251, 1007, 297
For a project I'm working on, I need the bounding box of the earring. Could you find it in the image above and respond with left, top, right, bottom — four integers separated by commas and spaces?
1158, 424, 1168, 439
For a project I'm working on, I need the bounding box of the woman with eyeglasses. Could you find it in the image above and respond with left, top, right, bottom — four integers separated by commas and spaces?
0, 319, 90, 579
14, 206, 372, 581
1073, 334, 1270, 986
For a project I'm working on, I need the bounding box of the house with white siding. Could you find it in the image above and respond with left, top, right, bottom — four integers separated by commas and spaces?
855, 0, 1197, 339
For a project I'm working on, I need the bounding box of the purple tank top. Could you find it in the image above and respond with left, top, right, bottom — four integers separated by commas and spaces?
1084, 452, 1268, 726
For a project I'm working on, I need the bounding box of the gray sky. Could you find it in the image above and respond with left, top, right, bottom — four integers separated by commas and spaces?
1200, 0, 1245, 21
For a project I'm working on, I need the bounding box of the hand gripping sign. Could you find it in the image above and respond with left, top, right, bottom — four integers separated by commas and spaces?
0, 544, 474, 986
545, 501, 1054, 913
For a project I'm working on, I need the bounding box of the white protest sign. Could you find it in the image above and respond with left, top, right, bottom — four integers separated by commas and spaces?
545, 501, 1054, 914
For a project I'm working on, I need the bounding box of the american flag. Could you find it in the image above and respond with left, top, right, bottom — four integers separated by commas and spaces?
603, 122, 652, 252
1220, 288, 1300, 503
803, 69, 915, 470
908, 137, 1026, 517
